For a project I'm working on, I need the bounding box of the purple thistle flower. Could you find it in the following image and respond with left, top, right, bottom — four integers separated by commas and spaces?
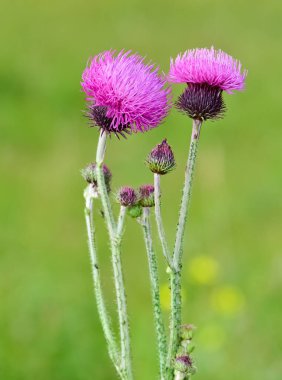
168, 47, 247, 93
169, 47, 247, 121
146, 139, 176, 175
117, 187, 138, 207
82, 50, 171, 136
139, 184, 155, 207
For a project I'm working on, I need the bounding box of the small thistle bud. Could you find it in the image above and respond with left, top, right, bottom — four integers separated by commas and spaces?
81, 162, 112, 193
117, 187, 138, 207
139, 185, 155, 207
127, 204, 143, 218
146, 139, 176, 175
180, 324, 196, 341
174, 355, 193, 374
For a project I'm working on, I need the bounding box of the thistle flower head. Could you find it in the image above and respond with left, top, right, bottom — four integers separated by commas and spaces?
139, 184, 155, 207
117, 186, 138, 207
82, 50, 171, 136
169, 47, 247, 93
169, 47, 247, 121
81, 162, 112, 193
146, 139, 176, 175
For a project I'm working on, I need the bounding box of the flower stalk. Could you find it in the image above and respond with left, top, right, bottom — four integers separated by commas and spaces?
141, 207, 167, 379
96, 132, 132, 380
167, 119, 201, 377
84, 194, 121, 375
154, 173, 173, 268
173, 119, 201, 270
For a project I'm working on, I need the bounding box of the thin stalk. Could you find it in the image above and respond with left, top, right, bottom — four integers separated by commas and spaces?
142, 207, 167, 380
167, 120, 202, 378
96, 131, 116, 239
173, 120, 201, 270
174, 372, 186, 380
84, 196, 121, 375
154, 173, 173, 268
116, 206, 127, 241
166, 270, 182, 379
96, 132, 132, 380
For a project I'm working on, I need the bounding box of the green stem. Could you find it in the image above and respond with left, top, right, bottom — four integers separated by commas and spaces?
96, 131, 116, 239
167, 120, 201, 378
154, 173, 173, 268
96, 132, 132, 380
116, 206, 126, 241
174, 372, 186, 380
84, 194, 121, 375
173, 120, 201, 270
142, 207, 167, 380
166, 270, 182, 379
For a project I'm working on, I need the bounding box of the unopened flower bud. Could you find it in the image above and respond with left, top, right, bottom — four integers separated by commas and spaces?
139, 185, 155, 207
81, 162, 112, 193
127, 204, 143, 218
174, 355, 193, 374
146, 139, 176, 175
117, 187, 138, 207
180, 324, 196, 341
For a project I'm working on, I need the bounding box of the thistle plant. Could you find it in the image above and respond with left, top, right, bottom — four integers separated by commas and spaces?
81, 48, 247, 380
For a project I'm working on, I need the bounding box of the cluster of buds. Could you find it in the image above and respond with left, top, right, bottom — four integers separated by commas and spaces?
174, 324, 197, 377
81, 162, 112, 193
116, 184, 155, 218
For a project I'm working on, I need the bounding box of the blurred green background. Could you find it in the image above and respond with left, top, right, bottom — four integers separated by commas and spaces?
1, 0, 281, 379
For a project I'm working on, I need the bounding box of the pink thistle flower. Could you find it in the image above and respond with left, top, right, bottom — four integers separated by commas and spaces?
168, 47, 247, 93
81, 50, 171, 136
168, 47, 247, 121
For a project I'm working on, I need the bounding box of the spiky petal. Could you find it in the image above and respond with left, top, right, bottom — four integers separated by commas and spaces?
169, 47, 247, 94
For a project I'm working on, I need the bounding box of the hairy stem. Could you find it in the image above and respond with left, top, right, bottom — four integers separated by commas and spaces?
174, 371, 186, 380
154, 173, 173, 268
84, 195, 121, 375
166, 270, 182, 379
96, 132, 132, 380
96, 131, 116, 238
167, 120, 201, 378
116, 206, 126, 242
142, 207, 167, 379
173, 120, 201, 270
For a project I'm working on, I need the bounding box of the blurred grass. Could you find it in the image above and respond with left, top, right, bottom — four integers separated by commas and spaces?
0, 0, 282, 379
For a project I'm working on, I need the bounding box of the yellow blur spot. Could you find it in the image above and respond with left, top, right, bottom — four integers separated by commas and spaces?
160, 283, 186, 311
188, 255, 219, 285
197, 324, 226, 351
211, 285, 245, 316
